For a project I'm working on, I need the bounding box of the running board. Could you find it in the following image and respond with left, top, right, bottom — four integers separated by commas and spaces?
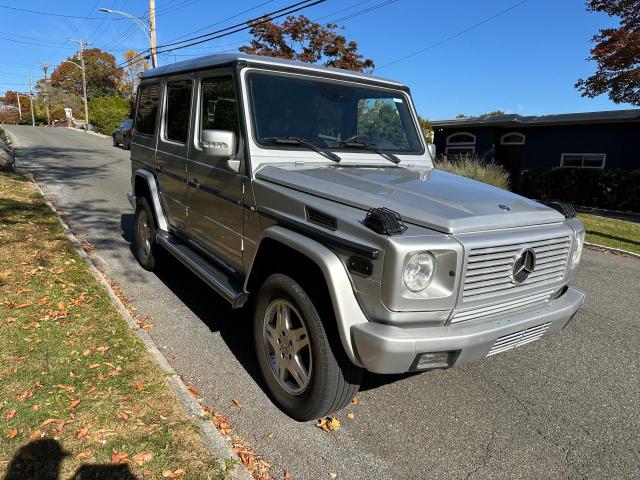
156, 231, 248, 309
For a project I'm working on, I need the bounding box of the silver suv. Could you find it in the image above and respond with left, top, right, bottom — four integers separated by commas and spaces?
128, 54, 585, 421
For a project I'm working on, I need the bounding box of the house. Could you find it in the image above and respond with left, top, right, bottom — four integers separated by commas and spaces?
432, 109, 640, 187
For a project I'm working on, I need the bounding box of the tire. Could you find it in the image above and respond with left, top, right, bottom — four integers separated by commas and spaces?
254, 273, 362, 421
112, 135, 118, 147
124, 139, 131, 150
133, 197, 160, 271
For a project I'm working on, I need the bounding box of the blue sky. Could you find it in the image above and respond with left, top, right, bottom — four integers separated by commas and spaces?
0, 0, 634, 119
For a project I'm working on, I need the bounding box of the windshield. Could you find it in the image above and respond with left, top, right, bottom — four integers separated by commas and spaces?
247, 71, 423, 154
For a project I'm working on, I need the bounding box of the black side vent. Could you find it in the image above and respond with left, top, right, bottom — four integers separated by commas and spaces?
538, 199, 576, 218
364, 208, 407, 235
306, 207, 338, 231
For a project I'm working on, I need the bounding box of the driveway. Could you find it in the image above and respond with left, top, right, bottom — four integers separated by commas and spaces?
4, 125, 640, 479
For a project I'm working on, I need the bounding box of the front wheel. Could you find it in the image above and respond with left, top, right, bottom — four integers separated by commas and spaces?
254, 274, 362, 421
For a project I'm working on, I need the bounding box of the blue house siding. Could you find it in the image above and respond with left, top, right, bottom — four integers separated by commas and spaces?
434, 121, 639, 170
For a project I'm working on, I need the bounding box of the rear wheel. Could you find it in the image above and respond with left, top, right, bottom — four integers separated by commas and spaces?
254, 273, 362, 421
134, 197, 160, 271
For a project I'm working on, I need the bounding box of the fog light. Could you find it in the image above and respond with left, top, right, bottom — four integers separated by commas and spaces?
416, 352, 450, 370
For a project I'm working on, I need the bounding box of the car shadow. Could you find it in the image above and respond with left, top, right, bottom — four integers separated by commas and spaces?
3, 439, 137, 480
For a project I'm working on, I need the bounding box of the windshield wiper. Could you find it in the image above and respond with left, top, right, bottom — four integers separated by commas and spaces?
327, 140, 401, 165
263, 136, 341, 163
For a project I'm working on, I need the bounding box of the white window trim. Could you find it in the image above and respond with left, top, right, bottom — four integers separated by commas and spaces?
446, 131, 476, 146
560, 153, 606, 169
500, 132, 525, 145
445, 146, 475, 155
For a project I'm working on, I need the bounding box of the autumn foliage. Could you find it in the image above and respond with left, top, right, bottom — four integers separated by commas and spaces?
240, 15, 375, 72
576, 0, 640, 105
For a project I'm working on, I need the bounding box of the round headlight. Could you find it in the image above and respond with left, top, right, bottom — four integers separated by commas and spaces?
571, 231, 584, 268
403, 252, 436, 292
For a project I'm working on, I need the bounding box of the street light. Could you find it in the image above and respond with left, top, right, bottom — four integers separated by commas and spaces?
99, 7, 157, 68
60, 60, 89, 130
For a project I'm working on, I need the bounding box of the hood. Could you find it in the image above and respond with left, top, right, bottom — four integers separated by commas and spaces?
255, 164, 564, 234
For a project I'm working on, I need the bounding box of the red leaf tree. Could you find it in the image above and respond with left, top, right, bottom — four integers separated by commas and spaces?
576, 0, 640, 105
239, 15, 374, 72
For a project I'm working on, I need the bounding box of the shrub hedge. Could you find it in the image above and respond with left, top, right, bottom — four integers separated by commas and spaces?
520, 168, 640, 212
435, 154, 511, 190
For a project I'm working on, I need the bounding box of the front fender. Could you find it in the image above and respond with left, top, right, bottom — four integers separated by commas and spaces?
246, 226, 368, 367
133, 169, 168, 232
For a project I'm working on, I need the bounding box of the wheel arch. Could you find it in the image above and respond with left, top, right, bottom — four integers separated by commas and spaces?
133, 169, 168, 231
245, 226, 368, 366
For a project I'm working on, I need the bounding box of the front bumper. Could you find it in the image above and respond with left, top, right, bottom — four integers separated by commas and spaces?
351, 285, 585, 374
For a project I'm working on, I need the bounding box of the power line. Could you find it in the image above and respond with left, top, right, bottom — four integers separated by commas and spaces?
332, 0, 401, 23
314, 0, 374, 21
374, 0, 529, 72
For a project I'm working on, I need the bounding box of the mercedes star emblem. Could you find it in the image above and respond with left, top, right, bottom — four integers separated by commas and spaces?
512, 248, 536, 284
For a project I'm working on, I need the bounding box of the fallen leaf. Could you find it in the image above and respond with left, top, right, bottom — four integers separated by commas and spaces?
76, 427, 89, 439
69, 400, 81, 411
41, 418, 59, 427
284, 469, 291, 480
232, 399, 241, 407
316, 417, 341, 432
7, 429, 18, 439
111, 451, 130, 464
134, 382, 144, 393
118, 410, 130, 421
76, 450, 93, 459
96, 346, 109, 352
17, 391, 33, 402
6, 409, 16, 420
38, 297, 47, 305
133, 452, 153, 466
346, 412, 355, 420
351, 396, 360, 405
329, 473, 337, 479
57, 384, 75, 392
187, 385, 199, 397
29, 430, 44, 441
162, 468, 185, 479
267, 432, 274, 439
88, 364, 101, 369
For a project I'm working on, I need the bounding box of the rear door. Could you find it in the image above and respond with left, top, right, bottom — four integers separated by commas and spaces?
156, 75, 195, 232
187, 69, 244, 271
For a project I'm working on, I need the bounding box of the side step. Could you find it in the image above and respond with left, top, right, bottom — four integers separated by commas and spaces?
156, 231, 248, 309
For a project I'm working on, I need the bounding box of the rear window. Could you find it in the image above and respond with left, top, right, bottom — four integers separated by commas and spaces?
135, 84, 160, 136
165, 79, 193, 143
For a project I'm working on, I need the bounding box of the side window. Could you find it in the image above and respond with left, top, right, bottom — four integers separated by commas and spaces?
165, 79, 193, 143
201, 76, 239, 136
135, 83, 160, 136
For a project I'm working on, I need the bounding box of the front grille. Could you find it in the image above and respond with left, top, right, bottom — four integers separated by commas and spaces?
487, 322, 551, 356
463, 234, 571, 302
452, 289, 554, 323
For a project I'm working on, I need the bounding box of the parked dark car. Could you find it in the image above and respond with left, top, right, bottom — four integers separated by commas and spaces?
113, 119, 133, 149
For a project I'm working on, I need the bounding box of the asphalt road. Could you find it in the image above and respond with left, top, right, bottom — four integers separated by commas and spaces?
4, 125, 640, 479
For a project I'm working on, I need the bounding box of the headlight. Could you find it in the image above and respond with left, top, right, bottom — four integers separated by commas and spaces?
403, 252, 436, 292
571, 230, 584, 269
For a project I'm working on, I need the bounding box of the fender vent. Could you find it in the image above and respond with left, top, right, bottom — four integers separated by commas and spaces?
306, 207, 337, 231
538, 199, 576, 218
364, 208, 407, 235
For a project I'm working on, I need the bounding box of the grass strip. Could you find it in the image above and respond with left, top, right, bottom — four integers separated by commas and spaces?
577, 213, 640, 255
0, 172, 224, 479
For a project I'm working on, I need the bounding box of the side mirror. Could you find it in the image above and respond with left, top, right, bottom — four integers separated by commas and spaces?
201, 129, 237, 159
427, 143, 436, 158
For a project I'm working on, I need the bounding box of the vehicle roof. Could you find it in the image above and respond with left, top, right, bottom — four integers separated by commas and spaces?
140, 53, 407, 90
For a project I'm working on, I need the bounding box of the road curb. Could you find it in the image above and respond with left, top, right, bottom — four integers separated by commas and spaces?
585, 242, 640, 259
21, 171, 253, 480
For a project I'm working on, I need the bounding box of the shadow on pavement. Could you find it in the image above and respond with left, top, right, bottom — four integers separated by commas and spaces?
3, 439, 137, 480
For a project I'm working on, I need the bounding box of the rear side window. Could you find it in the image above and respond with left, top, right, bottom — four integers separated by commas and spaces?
135, 84, 160, 136
165, 79, 193, 143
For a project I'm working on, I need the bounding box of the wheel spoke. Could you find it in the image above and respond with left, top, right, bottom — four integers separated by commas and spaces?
289, 327, 309, 354
265, 325, 279, 353
288, 357, 308, 389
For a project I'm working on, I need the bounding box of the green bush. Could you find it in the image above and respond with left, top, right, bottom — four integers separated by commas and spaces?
520, 168, 640, 212
88, 96, 130, 135
435, 154, 511, 190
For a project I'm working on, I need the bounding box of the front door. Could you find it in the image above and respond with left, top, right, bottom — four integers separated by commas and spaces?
187, 69, 244, 271
496, 144, 524, 190
156, 75, 195, 231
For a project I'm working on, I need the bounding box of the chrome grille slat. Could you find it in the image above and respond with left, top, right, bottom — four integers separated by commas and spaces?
487, 322, 551, 356
452, 289, 554, 322
469, 237, 569, 255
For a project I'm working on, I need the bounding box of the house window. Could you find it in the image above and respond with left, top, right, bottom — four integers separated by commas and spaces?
445, 132, 475, 156
500, 132, 525, 145
560, 153, 606, 169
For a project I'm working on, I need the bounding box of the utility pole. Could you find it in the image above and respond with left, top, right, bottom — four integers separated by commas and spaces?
28, 74, 35, 127
70, 38, 91, 131
40, 62, 51, 126
16, 91, 22, 120
149, 0, 158, 68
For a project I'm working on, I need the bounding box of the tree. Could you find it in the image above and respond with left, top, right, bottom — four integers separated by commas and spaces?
122, 50, 149, 99
88, 96, 130, 135
576, 0, 640, 105
240, 15, 374, 72
51, 48, 124, 99
418, 116, 433, 142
